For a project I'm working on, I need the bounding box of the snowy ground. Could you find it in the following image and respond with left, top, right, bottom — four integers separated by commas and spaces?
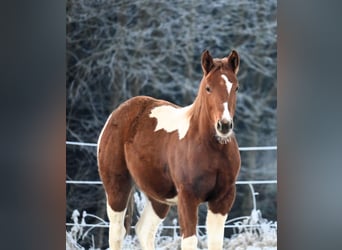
67, 232, 276, 250
121, 233, 277, 250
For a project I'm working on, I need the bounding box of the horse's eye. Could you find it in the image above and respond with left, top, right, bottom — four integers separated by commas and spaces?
236, 86, 239, 92
205, 85, 211, 93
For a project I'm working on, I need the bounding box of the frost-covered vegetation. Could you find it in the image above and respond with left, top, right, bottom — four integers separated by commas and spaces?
66, 209, 276, 250
66, 0, 277, 249
67, 192, 277, 250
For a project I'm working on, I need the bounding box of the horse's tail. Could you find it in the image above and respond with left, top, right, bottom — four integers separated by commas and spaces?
124, 188, 135, 235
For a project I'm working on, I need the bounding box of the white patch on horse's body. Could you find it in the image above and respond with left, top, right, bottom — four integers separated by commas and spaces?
181, 235, 198, 250
135, 200, 163, 250
149, 104, 193, 140
221, 74, 233, 94
97, 113, 113, 156
106, 200, 126, 250
206, 209, 228, 250
165, 195, 178, 205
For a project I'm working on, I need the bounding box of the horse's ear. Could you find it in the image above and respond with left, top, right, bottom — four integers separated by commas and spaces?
201, 50, 214, 75
227, 50, 240, 75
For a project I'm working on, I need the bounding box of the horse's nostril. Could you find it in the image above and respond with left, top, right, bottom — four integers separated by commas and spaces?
216, 122, 221, 132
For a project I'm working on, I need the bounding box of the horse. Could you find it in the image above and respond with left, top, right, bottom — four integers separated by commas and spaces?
97, 49, 241, 250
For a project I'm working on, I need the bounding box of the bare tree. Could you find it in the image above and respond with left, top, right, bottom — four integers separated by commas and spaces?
66, 0, 277, 248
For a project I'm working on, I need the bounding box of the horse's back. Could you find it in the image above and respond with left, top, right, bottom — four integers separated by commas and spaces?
98, 96, 172, 168
99, 96, 156, 150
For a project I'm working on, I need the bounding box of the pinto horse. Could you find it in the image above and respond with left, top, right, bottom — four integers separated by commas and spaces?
97, 49, 241, 250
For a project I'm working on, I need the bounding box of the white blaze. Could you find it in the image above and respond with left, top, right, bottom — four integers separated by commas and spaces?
221, 74, 233, 122
221, 74, 233, 95
222, 102, 232, 122
149, 104, 193, 140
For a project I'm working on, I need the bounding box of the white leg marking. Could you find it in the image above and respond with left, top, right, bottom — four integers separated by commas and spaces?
206, 210, 228, 250
97, 113, 113, 156
221, 74, 233, 95
106, 201, 126, 250
135, 200, 163, 250
149, 104, 193, 140
181, 235, 198, 250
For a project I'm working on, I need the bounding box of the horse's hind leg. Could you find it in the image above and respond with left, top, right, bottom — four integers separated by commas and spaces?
98, 113, 135, 249
98, 148, 132, 249
106, 199, 127, 250
135, 197, 170, 250
105, 175, 132, 250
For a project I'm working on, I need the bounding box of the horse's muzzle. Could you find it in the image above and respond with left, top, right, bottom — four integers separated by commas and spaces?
217, 119, 233, 134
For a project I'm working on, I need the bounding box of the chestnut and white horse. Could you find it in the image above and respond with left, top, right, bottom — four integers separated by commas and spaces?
97, 49, 241, 250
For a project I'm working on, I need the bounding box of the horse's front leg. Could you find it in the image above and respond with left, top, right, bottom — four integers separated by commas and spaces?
207, 185, 236, 250
178, 189, 200, 250
206, 209, 227, 250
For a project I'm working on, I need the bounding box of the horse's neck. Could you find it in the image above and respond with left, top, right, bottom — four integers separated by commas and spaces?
188, 96, 214, 141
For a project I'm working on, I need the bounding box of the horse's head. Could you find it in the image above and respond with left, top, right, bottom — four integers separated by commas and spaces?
200, 49, 240, 144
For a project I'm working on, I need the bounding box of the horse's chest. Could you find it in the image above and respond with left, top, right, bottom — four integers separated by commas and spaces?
170, 148, 234, 195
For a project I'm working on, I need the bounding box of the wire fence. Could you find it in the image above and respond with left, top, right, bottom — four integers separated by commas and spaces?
66, 141, 277, 151
66, 141, 277, 232
66, 180, 277, 229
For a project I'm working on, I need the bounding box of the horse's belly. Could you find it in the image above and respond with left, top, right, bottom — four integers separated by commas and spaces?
124, 140, 177, 201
